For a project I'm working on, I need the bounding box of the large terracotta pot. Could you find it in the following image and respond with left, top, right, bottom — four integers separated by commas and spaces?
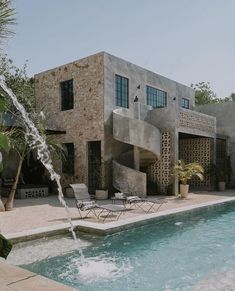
95, 190, 108, 200
180, 184, 189, 198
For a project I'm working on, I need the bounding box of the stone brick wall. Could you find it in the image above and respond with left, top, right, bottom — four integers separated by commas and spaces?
35, 53, 105, 189
179, 137, 214, 189
179, 108, 215, 133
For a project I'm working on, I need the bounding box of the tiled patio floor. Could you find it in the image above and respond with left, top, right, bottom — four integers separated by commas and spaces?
0, 190, 235, 236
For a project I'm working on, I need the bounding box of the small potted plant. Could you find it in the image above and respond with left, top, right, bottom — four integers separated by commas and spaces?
208, 162, 232, 191
173, 160, 204, 198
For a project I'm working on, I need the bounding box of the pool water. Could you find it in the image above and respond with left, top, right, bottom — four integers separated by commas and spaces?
20, 203, 235, 290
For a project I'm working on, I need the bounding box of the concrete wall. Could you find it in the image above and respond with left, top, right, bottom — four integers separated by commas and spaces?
196, 102, 235, 187
35, 53, 105, 189
103, 53, 196, 194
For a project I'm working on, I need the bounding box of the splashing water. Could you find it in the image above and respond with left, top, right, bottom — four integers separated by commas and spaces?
0, 76, 84, 260
59, 255, 133, 283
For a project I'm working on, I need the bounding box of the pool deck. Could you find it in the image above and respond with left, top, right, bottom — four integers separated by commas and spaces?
0, 259, 76, 290
1, 190, 235, 241
1, 191, 235, 291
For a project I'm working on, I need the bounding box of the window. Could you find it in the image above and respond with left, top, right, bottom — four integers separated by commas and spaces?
62, 143, 74, 174
181, 98, 190, 109
146, 86, 167, 108
60, 79, 74, 111
115, 75, 129, 108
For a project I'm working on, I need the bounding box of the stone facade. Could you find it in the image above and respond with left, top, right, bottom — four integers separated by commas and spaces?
35, 53, 105, 189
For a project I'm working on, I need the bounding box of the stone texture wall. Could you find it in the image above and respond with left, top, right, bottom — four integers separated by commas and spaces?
179, 137, 214, 189
35, 53, 104, 189
148, 132, 171, 194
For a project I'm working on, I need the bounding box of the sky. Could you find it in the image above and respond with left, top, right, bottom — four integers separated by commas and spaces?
4, 0, 235, 98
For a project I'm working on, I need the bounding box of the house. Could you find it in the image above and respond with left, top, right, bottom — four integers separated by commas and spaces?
34, 52, 223, 197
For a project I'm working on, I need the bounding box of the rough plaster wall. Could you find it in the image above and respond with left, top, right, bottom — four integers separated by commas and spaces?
179, 138, 214, 189
103, 53, 194, 194
35, 53, 105, 189
196, 102, 235, 187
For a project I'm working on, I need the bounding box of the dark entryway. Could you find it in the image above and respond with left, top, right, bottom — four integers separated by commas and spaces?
87, 141, 101, 195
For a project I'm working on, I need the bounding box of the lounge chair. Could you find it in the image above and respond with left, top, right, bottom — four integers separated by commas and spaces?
116, 192, 168, 214
70, 184, 127, 222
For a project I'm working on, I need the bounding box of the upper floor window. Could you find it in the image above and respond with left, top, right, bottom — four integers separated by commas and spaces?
181, 98, 190, 109
62, 143, 75, 174
146, 86, 167, 108
115, 75, 129, 108
60, 79, 74, 111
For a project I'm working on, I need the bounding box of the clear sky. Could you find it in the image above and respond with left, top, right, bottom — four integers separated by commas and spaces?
4, 0, 235, 98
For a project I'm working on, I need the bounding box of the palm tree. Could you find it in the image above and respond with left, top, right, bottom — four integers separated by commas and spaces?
0, 130, 10, 211
173, 160, 204, 198
0, 0, 16, 45
173, 160, 204, 185
2, 111, 66, 211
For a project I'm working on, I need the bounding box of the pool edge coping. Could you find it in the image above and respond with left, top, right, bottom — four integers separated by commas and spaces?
5, 196, 235, 242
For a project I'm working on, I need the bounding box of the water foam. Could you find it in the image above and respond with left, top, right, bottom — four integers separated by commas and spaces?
60, 255, 133, 283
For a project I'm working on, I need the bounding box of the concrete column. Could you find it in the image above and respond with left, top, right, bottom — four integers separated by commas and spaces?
134, 146, 140, 171
172, 129, 179, 196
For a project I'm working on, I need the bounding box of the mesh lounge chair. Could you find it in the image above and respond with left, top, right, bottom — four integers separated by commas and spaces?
116, 192, 168, 214
116, 181, 168, 214
70, 184, 127, 222
128, 196, 167, 213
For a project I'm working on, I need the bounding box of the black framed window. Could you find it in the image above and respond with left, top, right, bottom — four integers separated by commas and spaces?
62, 143, 74, 174
181, 98, 190, 109
146, 86, 167, 108
60, 79, 74, 111
115, 75, 129, 108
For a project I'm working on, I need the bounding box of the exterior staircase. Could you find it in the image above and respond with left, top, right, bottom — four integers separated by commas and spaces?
112, 104, 161, 197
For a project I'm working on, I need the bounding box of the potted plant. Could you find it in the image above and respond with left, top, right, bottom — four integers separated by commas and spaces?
208, 163, 232, 191
173, 160, 204, 198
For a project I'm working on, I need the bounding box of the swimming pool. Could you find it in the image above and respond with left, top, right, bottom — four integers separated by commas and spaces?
12, 202, 235, 290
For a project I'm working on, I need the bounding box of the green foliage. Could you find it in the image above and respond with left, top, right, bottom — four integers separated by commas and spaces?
208, 163, 232, 182
173, 160, 204, 185
0, 54, 35, 113
0, 0, 16, 45
191, 82, 221, 105
223, 92, 235, 103
0, 131, 9, 153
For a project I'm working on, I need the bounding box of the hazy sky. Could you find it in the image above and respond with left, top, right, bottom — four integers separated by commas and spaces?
4, 0, 235, 98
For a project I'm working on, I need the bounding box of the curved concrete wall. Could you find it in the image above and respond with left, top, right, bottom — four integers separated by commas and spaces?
112, 160, 147, 197
113, 108, 161, 158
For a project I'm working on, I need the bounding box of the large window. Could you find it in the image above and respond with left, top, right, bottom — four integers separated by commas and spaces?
115, 74, 129, 108
181, 98, 190, 109
62, 143, 74, 174
60, 79, 74, 111
146, 86, 167, 108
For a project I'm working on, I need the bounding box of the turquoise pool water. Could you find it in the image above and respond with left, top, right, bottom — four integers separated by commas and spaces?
21, 203, 235, 290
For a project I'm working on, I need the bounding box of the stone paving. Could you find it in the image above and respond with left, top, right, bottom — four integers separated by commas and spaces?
1, 190, 235, 236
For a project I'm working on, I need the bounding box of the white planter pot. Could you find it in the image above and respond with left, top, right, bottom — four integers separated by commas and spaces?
218, 181, 226, 191
180, 184, 189, 198
95, 189, 108, 200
